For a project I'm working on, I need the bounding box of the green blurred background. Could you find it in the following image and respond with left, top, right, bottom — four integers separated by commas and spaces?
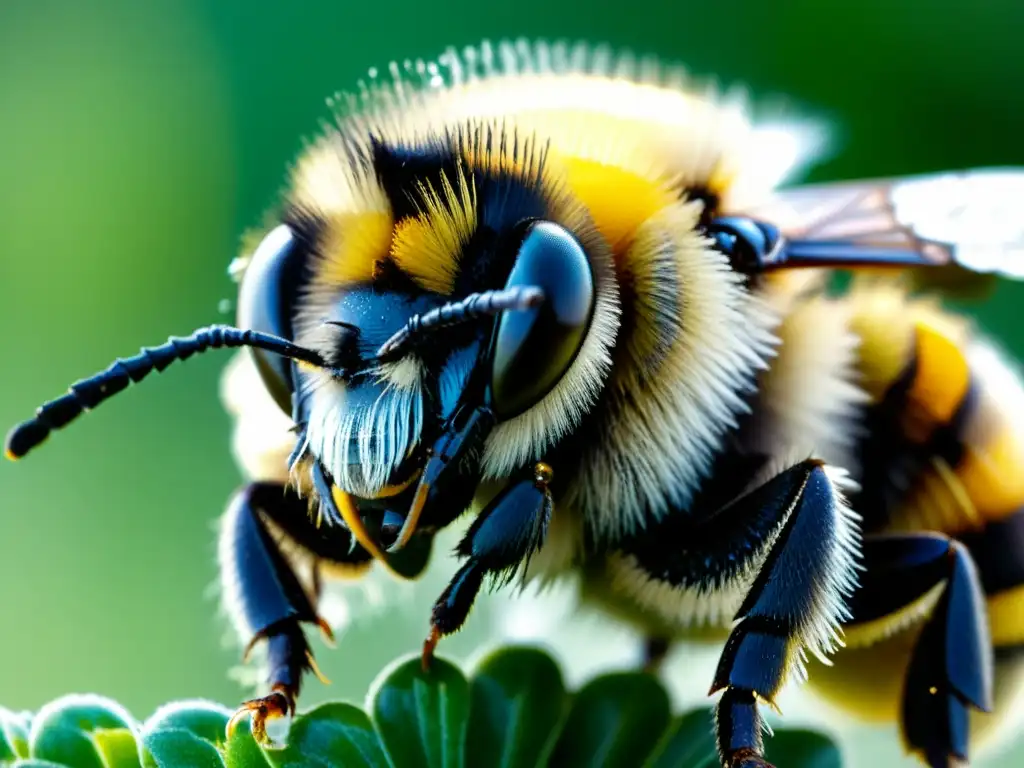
2, 0, 1023, 765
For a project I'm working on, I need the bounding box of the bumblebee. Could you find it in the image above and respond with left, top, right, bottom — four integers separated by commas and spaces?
7, 39, 1024, 768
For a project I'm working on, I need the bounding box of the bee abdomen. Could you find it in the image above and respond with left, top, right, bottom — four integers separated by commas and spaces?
801, 287, 1024, 754
849, 285, 1024, 649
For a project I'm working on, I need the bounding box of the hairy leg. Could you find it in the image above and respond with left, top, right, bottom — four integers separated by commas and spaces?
710, 461, 860, 768
219, 482, 371, 742
423, 462, 553, 667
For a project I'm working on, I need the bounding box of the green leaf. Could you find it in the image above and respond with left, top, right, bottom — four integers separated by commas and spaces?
547, 672, 671, 768
0, 708, 32, 761
139, 701, 235, 768
28, 695, 137, 768
141, 701, 233, 752
92, 728, 142, 768
223, 724, 271, 768
371, 654, 469, 768
645, 709, 718, 768
465, 646, 568, 768
0, 646, 849, 767
764, 728, 843, 768
265, 703, 386, 768
29, 727, 103, 768
142, 731, 224, 768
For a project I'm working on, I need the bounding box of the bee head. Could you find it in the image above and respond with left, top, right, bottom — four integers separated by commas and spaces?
287, 212, 602, 562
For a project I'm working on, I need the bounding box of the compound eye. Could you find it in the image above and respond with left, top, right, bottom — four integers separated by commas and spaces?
236, 225, 307, 412
490, 221, 594, 420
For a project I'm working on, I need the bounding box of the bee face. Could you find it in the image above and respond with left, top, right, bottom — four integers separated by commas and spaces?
244, 124, 623, 551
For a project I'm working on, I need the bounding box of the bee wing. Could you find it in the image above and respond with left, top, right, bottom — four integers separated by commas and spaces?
745, 168, 1024, 280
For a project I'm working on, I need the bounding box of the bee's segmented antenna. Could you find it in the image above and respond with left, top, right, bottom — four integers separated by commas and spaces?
375, 285, 545, 361
5, 325, 327, 461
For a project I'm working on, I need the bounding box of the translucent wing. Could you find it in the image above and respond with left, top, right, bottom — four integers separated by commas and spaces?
745, 167, 1024, 280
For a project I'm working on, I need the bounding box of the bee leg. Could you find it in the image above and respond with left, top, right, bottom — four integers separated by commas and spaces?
423, 462, 554, 670
219, 482, 367, 744
710, 460, 860, 768
642, 636, 672, 673
843, 534, 992, 768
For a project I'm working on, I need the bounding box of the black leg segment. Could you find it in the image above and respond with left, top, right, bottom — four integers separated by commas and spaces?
715, 688, 767, 768
219, 482, 372, 742
843, 533, 993, 767
711, 460, 860, 768
423, 462, 553, 667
